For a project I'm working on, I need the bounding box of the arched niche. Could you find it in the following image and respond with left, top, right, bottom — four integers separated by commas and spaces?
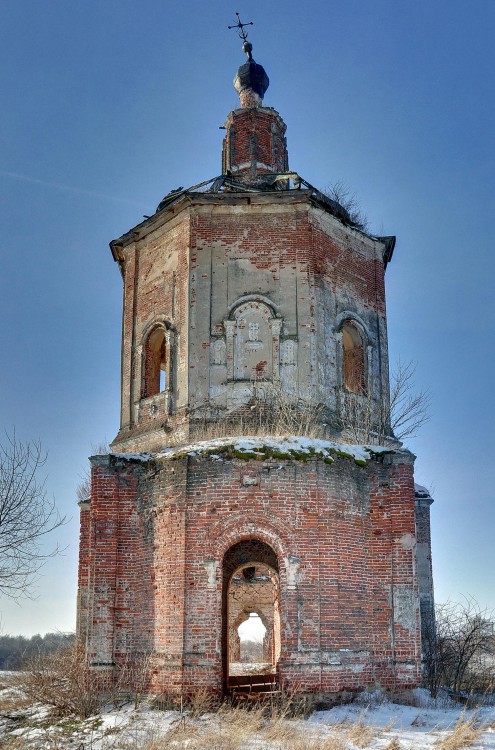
224, 299, 281, 382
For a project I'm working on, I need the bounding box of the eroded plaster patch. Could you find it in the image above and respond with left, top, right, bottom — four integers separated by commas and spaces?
286, 554, 301, 590
393, 586, 417, 631
203, 559, 219, 589
399, 533, 415, 550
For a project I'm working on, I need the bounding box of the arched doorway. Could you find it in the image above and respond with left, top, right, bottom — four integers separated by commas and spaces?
222, 540, 281, 693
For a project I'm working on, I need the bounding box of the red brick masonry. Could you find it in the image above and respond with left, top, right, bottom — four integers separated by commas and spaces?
77, 447, 422, 697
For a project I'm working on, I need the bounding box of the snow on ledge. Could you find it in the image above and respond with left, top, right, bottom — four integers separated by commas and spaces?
151, 435, 395, 466
414, 482, 429, 494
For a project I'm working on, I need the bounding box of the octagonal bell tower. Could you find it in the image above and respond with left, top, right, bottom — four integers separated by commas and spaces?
109, 41, 396, 454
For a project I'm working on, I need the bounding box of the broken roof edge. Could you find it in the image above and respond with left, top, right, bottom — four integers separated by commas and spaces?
414, 482, 434, 504
109, 172, 396, 266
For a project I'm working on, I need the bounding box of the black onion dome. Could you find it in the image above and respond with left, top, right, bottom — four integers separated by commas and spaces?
234, 59, 269, 99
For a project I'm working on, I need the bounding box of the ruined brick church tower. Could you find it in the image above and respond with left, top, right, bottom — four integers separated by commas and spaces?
77, 33, 434, 698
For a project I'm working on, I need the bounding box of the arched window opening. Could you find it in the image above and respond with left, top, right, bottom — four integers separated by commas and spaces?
142, 328, 167, 399
342, 322, 366, 393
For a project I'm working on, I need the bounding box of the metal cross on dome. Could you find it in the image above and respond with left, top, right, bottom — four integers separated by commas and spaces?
228, 12, 254, 42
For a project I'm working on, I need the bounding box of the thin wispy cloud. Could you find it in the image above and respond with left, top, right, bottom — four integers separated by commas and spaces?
0, 170, 147, 209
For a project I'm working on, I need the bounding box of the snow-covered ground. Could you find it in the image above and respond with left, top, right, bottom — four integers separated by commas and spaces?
2, 680, 495, 749
308, 691, 495, 749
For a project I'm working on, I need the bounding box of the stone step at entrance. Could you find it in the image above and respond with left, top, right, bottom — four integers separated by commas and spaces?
227, 673, 280, 701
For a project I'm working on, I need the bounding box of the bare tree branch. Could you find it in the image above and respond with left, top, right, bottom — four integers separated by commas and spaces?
424, 596, 495, 696
0, 432, 66, 600
76, 441, 109, 505
388, 359, 431, 441
338, 359, 431, 445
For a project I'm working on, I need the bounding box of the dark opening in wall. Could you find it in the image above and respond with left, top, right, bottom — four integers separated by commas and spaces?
142, 328, 167, 398
342, 322, 366, 393
223, 541, 281, 687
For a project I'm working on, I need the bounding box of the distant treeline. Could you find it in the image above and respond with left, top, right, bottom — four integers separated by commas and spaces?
0, 632, 75, 670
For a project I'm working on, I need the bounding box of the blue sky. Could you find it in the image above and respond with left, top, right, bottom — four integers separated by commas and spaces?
0, 1, 494, 635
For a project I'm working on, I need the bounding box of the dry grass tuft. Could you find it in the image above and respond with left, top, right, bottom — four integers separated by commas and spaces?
189, 382, 328, 446
435, 713, 484, 750
271, 734, 322, 750
344, 717, 380, 748
320, 735, 348, 750
155, 718, 348, 750
0, 687, 32, 715
0, 674, 14, 691
186, 686, 219, 718
0, 738, 32, 750
263, 717, 305, 745
162, 721, 236, 750
146, 702, 378, 750
384, 737, 402, 750
160, 701, 266, 750
262, 728, 347, 750
260, 684, 320, 746
146, 699, 352, 750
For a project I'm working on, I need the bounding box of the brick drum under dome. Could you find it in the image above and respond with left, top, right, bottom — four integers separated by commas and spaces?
77, 36, 434, 700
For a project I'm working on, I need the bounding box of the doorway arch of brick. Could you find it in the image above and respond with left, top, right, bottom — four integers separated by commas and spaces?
222, 539, 280, 691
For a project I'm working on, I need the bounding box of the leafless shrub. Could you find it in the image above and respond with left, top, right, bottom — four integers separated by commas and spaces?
0, 432, 66, 599
425, 597, 495, 698
192, 361, 428, 449
110, 650, 154, 709
175, 359, 429, 451
323, 179, 370, 232
13, 640, 102, 718
339, 359, 430, 445
150, 692, 183, 712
